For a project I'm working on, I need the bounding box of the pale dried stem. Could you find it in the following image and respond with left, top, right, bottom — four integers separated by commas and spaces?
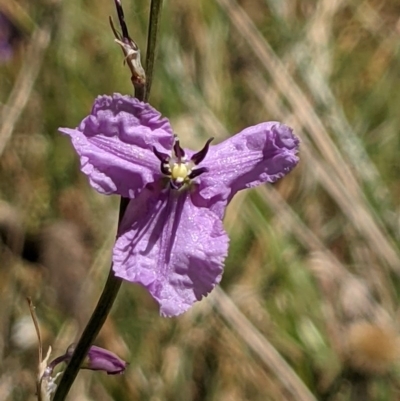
244, 67, 400, 273
279, 0, 396, 220
246, 73, 398, 284
290, 1, 390, 199
215, 0, 400, 274
215, 0, 354, 194
245, 68, 398, 314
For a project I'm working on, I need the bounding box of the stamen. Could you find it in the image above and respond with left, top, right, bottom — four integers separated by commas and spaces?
154, 137, 211, 189
173, 137, 185, 161
153, 147, 171, 175
153, 146, 169, 162
189, 167, 209, 179
160, 163, 170, 176
191, 137, 213, 165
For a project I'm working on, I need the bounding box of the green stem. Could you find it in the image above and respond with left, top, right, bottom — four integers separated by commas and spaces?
144, 0, 163, 102
51, 266, 123, 401
52, 0, 163, 399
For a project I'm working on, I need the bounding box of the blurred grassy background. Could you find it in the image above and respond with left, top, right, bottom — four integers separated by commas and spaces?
1, 0, 400, 400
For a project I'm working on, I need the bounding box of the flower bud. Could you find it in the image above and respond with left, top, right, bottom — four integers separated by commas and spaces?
66, 344, 127, 375
47, 344, 128, 376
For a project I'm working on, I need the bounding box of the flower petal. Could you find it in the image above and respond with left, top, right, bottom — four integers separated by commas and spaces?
195, 122, 299, 217
59, 94, 174, 197
113, 184, 229, 317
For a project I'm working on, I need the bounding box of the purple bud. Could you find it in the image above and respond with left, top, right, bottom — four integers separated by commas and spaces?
82, 345, 127, 375
48, 344, 128, 376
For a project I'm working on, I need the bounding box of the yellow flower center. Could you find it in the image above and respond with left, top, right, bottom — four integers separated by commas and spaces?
171, 162, 190, 183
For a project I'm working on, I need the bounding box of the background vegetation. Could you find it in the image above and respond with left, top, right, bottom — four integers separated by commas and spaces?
1, 0, 400, 400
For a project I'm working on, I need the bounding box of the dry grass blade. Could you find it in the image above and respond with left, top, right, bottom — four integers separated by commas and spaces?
210, 287, 318, 401
216, 0, 400, 271
256, 185, 345, 278
216, 0, 357, 196
288, 0, 391, 206
245, 71, 400, 273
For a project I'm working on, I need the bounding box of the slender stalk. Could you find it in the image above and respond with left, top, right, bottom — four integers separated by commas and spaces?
52, 1, 163, 399
52, 269, 123, 401
144, 0, 163, 102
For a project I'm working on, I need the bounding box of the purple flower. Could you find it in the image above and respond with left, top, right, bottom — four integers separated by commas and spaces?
59, 94, 299, 317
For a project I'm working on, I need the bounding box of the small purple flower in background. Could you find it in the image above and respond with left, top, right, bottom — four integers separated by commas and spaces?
47, 344, 127, 375
60, 94, 299, 317
0, 11, 21, 63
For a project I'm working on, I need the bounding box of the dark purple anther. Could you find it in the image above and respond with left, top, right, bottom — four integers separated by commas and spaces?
191, 138, 213, 165
153, 146, 169, 162
189, 167, 209, 179
153, 147, 170, 175
173, 139, 185, 161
